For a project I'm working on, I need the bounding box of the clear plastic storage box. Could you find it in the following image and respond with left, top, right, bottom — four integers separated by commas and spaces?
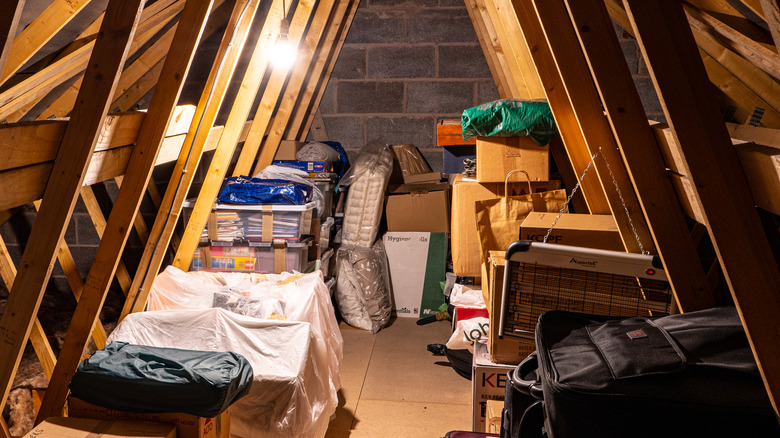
183, 200, 315, 243
252, 237, 312, 274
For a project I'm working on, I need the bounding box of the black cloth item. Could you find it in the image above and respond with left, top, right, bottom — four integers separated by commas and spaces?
70, 342, 253, 418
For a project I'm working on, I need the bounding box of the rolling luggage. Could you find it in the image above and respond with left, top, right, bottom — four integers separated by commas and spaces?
510, 307, 780, 438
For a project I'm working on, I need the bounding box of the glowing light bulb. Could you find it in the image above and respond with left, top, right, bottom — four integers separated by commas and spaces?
271, 19, 296, 70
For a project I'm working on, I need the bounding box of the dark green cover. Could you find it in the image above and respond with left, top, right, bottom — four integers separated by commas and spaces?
69, 342, 253, 417
461, 99, 558, 145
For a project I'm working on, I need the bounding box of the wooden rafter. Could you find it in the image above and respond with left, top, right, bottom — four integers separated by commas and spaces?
759, 0, 780, 47
0, 0, 25, 76
37, 0, 217, 421
562, 0, 716, 311
511, 0, 610, 215
121, 0, 263, 319
0, 0, 146, 419
464, 0, 510, 98
173, 0, 311, 271
624, 0, 780, 417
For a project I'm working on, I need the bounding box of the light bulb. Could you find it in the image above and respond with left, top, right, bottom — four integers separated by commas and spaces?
271, 18, 296, 70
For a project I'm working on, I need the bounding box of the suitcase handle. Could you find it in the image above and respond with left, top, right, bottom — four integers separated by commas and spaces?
510, 353, 544, 400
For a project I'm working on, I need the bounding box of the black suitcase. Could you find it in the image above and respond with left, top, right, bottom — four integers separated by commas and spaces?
512, 307, 779, 438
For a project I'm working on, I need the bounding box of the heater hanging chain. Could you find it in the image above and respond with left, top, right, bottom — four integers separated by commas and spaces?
543, 149, 648, 255
543, 150, 600, 243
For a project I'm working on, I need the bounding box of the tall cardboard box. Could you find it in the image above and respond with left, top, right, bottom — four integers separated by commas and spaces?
475, 136, 549, 183
25, 418, 177, 438
451, 175, 560, 277
68, 398, 229, 438
487, 251, 535, 365
385, 183, 450, 232
472, 342, 514, 433
383, 232, 447, 317
519, 212, 624, 251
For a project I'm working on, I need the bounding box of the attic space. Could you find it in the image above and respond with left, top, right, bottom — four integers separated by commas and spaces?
0, 0, 778, 437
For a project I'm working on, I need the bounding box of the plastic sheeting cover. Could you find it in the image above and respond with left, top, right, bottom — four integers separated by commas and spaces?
145, 268, 343, 437
108, 308, 331, 438
334, 240, 392, 333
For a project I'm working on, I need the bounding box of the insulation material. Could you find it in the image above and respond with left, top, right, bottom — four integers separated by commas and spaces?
334, 240, 393, 333
108, 308, 331, 438
339, 144, 393, 247
146, 268, 342, 437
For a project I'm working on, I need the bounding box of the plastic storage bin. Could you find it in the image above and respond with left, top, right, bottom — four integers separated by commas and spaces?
312, 178, 336, 218
183, 200, 315, 243
191, 245, 256, 272
253, 237, 312, 274
319, 217, 334, 254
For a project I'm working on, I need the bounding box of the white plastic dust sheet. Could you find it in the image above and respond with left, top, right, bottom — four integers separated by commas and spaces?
109, 308, 331, 438
140, 267, 343, 437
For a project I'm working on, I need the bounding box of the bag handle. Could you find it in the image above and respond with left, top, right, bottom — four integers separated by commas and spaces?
504, 169, 532, 197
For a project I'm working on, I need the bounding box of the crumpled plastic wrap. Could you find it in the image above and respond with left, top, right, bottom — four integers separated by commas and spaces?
146, 267, 342, 437
338, 143, 393, 247
449, 283, 486, 309
334, 240, 392, 333
108, 309, 330, 438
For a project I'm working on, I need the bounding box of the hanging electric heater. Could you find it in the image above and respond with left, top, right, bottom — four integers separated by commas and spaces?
498, 240, 673, 341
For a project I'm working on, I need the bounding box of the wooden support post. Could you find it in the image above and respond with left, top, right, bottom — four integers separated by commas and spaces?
0, 0, 146, 418
624, 0, 780, 417
173, 0, 309, 271
251, 0, 340, 175
511, 0, 610, 215
530, 0, 655, 254
289, 0, 360, 141
1, 0, 93, 83
121, 0, 262, 319
0, 0, 24, 75
38, 0, 216, 422
473, 0, 522, 97
562, 0, 715, 311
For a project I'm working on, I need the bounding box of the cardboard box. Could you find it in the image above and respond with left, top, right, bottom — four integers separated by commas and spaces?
274, 140, 306, 161
385, 183, 450, 233
486, 400, 504, 434
437, 118, 476, 146
25, 417, 176, 438
487, 251, 535, 365
519, 212, 624, 251
451, 175, 561, 277
390, 144, 441, 184
472, 342, 514, 433
475, 136, 549, 183
68, 398, 229, 438
383, 232, 447, 317
271, 160, 329, 173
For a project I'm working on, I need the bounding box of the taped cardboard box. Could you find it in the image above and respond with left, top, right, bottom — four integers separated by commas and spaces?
25, 417, 177, 438
475, 136, 550, 183
487, 251, 535, 365
472, 342, 514, 433
520, 212, 624, 251
451, 175, 560, 277
68, 397, 229, 438
385, 183, 450, 233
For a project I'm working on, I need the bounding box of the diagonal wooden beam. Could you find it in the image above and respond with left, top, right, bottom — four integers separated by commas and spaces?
0, 0, 25, 76
0, 236, 56, 380
727, 123, 780, 147
474, 0, 522, 97
530, 0, 656, 255
684, 2, 780, 82
760, 0, 780, 47
173, 0, 307, 271
251, 0, 340, 175
0, 0, 146, 418
121, 0, 262, 319
464, 0, 510, 98
288, 0, 360, 141
511, 0, 608, 214
38, 0, 217, 421
624, 0, 780, 418
562, 0, 715, 311
1, 0, 94, 83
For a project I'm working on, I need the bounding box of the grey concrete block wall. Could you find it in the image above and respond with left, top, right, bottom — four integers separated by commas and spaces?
313, 0, 664, 171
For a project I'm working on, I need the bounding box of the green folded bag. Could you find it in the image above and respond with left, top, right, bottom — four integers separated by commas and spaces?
461, 99, 558, 146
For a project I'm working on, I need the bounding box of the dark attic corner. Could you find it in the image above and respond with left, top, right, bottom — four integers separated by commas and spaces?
0, 0, 779, 437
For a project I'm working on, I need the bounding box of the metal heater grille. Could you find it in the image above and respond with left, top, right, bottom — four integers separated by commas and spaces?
502, 260, 672, 341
